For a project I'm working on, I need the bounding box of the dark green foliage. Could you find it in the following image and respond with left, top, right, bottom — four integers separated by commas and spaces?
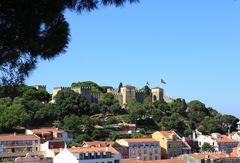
74, 134, 91, 143
55, 89, 90, 119
201, 142, 215, 152
110, 133, 131, 141
0, 83, 238, 139
118, 82, 123, 93
64, 115, 80, 136
143, 85, 151, 95
0, 101, 29, 132
0, 0, 139, 85
99, 93, 122, 115
72, 81, 103, 93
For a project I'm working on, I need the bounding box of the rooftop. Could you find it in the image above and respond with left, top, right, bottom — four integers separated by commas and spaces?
0, 134, 40, 141
81, 141, 116, 147
67, 147, 119, 154
122, 138, 158, 143
122, 159, 187, 163
158, 130, 181, 140
212, 135, 237, 143
30, 128, 63, 134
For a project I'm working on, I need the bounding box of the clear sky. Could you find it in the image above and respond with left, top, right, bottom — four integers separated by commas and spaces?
26, 0, 240, 118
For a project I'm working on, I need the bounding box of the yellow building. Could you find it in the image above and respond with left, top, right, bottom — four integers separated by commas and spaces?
152, 130, 182, 159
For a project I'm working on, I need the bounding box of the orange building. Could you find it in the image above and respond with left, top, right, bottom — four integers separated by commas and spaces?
152, 131, 182, 159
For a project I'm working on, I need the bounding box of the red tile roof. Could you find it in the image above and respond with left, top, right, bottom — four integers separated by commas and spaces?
68, 147, 119, 154
212, 135, 237, 143
0, 134, 40, 141
122, 138, 158, 143
122, 159, 187, 163
82, 141, 116, 147
31, 128, 63, 134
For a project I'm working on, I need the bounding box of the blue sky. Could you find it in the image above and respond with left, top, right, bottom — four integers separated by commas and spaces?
26, 0, 240, 118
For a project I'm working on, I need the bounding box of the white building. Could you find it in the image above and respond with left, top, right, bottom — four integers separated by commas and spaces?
197, 133, 238, 153
53, 147, 121, 163
229, 120, 240, 142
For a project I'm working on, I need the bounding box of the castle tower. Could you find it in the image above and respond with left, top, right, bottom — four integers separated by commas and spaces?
151, 87, 164, 103
71, 86, 92, 102
51, 87, 68, 103
33, 85, 46, 91
120, 85, 136, 108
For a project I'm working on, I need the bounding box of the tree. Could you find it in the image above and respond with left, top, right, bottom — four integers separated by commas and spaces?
143, 85, 151, 96
80, 115, 96, 134
0, 103, 29, 132
63, 115, 80, 136
0, 0, 139, 85
201, 142, 215, 152
118, 82, 123, 93
55, 89, 89, 119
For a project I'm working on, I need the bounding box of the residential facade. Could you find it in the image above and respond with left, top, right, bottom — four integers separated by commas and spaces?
0, 134, 41, 158
152, 130, 182, 159
197, 133, 238, 153
116, 138, 161, 160
26, 128, 72, 143
53, 147, 121, 163
81, 141, 129, 159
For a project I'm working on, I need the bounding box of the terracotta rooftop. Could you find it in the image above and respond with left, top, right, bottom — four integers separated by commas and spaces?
94, 125, 104, 129
30, 128, 63, 134
0, 134, 40, 141
122, 159, 187, 163
122, 138, 158, 143
186, 153, 218, 160
212, 135, 237, 143
187, 152, 239, 160
68, 147, 119, 154
158, 131, 181, 140
82, 141, 116, 147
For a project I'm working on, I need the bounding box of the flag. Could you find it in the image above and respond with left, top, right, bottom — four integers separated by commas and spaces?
161, 79, 166, 84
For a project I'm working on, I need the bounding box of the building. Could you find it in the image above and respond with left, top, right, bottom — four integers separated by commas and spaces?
122, 158, 187, 163
107, 84, 164, 108
229, 120, 240, 142
0, 134, 41, 158
152, 131, 182, 159
197, 133, 238, 153
181, 152, 240, 163
33, 85, 47, 91
81, 141, 129, 159
116, 138, 161, 160
182, 137, 191, 154
151, 87, 164, 103
120, 85, 136, 107
229, 132, 240, 142
53, 147, 121, 163
26, 128, 72, 143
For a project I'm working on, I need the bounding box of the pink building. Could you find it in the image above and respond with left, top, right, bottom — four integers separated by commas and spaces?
0, 134, 41, 158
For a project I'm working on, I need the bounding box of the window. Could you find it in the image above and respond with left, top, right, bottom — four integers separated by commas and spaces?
114, 160, 120, 163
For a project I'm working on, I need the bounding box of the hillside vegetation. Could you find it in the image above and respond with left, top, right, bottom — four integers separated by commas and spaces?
0, 83, 238, 141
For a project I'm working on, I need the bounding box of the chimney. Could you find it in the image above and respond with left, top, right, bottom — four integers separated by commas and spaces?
106, 145, 110, 152
182, 137, 186, 142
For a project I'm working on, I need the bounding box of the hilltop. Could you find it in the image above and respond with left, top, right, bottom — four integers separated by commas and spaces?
0, 81, 238, 143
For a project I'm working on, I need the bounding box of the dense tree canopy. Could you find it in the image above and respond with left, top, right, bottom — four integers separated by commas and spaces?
0, 0, 139, 85
0, 83, 239, 144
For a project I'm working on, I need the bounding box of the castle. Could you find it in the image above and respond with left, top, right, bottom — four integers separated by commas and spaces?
51, 84, 164, 108
107, 85, 164, 108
